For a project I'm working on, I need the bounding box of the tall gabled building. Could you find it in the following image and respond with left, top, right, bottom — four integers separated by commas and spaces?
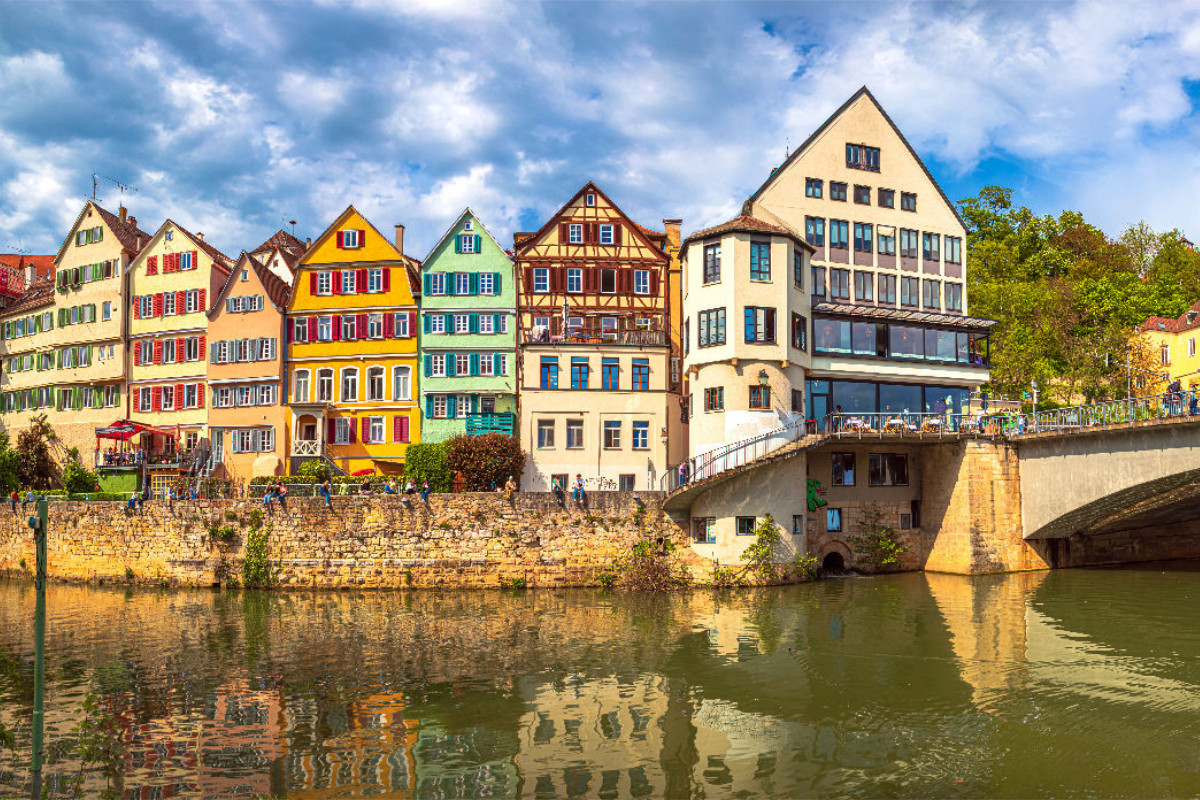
514, 182, 685, 492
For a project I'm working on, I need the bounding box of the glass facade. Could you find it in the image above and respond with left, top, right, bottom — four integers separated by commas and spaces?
813, 315, 989, 366
806, 378, 971, 420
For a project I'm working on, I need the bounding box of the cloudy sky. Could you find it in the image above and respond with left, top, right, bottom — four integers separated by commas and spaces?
0, 0, 1198, 259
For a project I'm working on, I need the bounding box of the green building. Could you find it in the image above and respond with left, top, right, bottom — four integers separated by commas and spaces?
419, 209, 517, 441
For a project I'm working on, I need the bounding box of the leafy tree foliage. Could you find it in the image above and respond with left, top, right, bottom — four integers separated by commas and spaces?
16, 414, 59, 490
961, 187, 1198, 402
445, 433, 525, 491
62, 460, 98, 494
0, 432, 19, 496
404, 441, 452, 492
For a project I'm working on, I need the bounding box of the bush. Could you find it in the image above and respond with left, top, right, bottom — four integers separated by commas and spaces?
242, 517, 273, 589
616, 536, 691, 592
63, 461, 98, 494
298, 460, 330, 482
445, 433, 524, 491
404, 442, 452, 492
850, 504, 909, 572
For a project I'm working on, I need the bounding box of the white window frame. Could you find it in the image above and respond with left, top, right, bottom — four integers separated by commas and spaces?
367, 366, 385, 401
138, 387, 152, 412
368, 268, 383, 293
568, 224, 583, 244
186, 337, 199, 361
459, 234, 475, 254
456, 353, 470, 375
393, 312, 409, 337
334, 418, 352, 445
368, 415, 385, 444
317, 316, 333, 341
455, 272, 470, 295
316, 369, 334, 402
430, 273, 446, 295
342, 229, 360, 248
600, 224, 614, 245
431, 354, 446, 377
430, 314, 446, 334
316, 272, 332, 295
368, 313, 383, 339
341, 270, 357, 295
455, 314, 470, 334
433, 396, 447, 419
293, 370, 310, 403
479, 315, 494, 334
393, 366, 411, 400
533, 268, 549, 293
634, 270, 650, 294
341, 367, 359, 402
478, 273, 494, 295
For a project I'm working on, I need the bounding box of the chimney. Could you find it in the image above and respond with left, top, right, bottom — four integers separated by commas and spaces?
663, 218, 682, 250
394, 224, 405, 255
305, 237, 312, 247
119, 206, 127, 223
196, 232, 205, 240
127, 215, 137, 229
25, 262, 36, 289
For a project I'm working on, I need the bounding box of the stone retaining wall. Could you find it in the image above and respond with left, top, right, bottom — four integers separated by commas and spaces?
0, 492, 696, 589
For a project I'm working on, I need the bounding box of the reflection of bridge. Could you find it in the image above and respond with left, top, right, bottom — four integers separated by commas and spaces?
666, 392, 1200, 571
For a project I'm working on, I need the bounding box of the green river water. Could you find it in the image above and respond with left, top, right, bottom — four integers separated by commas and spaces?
1, 566, 1199, 798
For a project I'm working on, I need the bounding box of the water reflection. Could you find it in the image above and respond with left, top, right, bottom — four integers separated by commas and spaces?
2, 569, 1200, 797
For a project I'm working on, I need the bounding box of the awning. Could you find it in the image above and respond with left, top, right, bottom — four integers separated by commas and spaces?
95, 419, 177, 441
812, 302, 997, 331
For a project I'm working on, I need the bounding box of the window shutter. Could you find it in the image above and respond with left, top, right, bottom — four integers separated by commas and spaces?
559, 223, 569, 242
493, 313, 501, 332
394, 415, 410, 443
310, 273, 317, 294
199, 336, 206, 361
522, 266, 533, 292
191, 250, 198, 269
147, 256, 158, 275
613, 226, 623, 245
471, 394, 480, 413
587, 223, 599, 244
360, 421, 370, 445
408, 311, 416, 336
287, 321, 294, 343
454, 235, 462, 254
197, 383, 204, 407
423, 274, 432, 296
494, 353, 502, 375
447, 395, 457, 418
349, 418, 357, 443
469, 273, 479, 295
382, 268, 391, 292
152, 385, 161, 411
424, 354, 432, 377
493, 273, 502, 294
443, 313, 453, 332
423, 314, 432, 334
474, 234, 481, 254
175, 383, 185, 406
332, 273, 342, 295
199, 289, 206, 311
469, 313, 479, 334
134, 345, 141, 366
153, 293, 163, 316
175, 337, 184, 363
331, 319, 341, 341
358, 229, 365, 245
357, 313, 367, 338
649, 271, 660, 296
175, 290, 185, 312
425, 396, 434, 418
308, 317, 317, 340
621, 269, 634, 295
86, 345, 92, 364
383, 313, 394, 338
469, 353, 480, 375
327, 418, 336, 442
584, 267, 598, 293
446, 356, 456, 377
357, 269, 367, 293
336, 231, 344, 248
133, 301, 140, 320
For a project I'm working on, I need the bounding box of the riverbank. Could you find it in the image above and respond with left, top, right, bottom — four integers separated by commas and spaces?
0, 492, 707, 589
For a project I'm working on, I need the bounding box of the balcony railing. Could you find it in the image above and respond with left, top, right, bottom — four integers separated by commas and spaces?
291, 439, 321, 457
95, 449, 196, 470
525, 327, 666, 347
466, 412, 516, 435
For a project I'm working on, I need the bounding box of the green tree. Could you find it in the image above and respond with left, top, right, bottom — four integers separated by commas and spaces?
444, 433, 525, 491
404, 442, 452, 492
63, 459, 98, 494
16, 414, 59, 489
0, 432, 20, 495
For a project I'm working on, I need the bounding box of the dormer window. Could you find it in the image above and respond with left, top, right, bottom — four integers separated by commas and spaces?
846, 144, 880, 171
463, 220, 473, 231
1188, 311, 1197, 324
165, 230, 174, 241
586, 193, 596, 207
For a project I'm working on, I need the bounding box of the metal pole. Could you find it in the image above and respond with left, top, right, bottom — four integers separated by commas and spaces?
30, 496, 47, 800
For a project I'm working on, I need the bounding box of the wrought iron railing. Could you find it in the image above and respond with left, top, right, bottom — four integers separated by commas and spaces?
1028, 391, 1196, 435
823, 412, 1007, 439
661, 416, 813, 492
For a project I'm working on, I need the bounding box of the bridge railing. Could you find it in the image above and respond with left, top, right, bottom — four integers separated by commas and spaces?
825, 412, 1009, 439
1030, 391, 1194, 434
662, 416, 811, 492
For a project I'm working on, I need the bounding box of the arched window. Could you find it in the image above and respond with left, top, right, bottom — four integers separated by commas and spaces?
293, 369, 310, 403
366, 366, 385, 401
393, 366, 411, 400
340, 367, 359, 402
316, 368, 334, 402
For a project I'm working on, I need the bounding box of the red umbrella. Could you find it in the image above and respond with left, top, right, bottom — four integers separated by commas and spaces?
351, 468, 374, 476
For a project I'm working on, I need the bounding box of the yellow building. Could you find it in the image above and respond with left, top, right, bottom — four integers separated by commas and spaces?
286, 207, 421, 476
126, 220, 233, 491
1138, 302, 1200, 393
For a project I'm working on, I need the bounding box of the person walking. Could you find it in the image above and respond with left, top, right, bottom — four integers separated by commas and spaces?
677, 462, 688, 488
320, 478, 333, 510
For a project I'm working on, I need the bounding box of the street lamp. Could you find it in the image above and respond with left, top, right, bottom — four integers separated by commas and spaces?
757, 369, 770, 386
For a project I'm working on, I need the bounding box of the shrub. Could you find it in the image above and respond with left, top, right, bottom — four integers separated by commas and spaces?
850, 504, 909, 572
208, 524, 236, 542
444, 433, 524, 492
616, 536, 691, 592
62, 460, 98, 494
499, 576, 527, 590
242, 519, 273, 589
298, 460, 330, 483
404, 442, 452, 492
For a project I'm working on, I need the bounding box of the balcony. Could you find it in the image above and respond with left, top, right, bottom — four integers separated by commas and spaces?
291, 439, 321, 457
466, 412, 516, 435
525, 320, 666, 347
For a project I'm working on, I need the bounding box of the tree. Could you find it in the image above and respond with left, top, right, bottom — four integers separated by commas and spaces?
445, 434, 525, 491
0, 432, 19, 496
62, 460, 98, 494
16, 415, 59, 490
404, 442, 452, 492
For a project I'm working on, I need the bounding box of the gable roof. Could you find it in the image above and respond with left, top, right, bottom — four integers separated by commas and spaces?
748, 86, 966, 228
0, 278, 56, 317
421, 207, 512, 265
53, 201, 153, 265
167, 219, 234, 271
1140, 299, 1200, 335
513, 181, 669, 260
210, 252, 292, 318
682, 213, 813, 250
252, 230, 308, 272
0, 254, 55, 283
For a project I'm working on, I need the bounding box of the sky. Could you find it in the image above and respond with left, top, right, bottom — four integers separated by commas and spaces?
0, 0, 1198, 260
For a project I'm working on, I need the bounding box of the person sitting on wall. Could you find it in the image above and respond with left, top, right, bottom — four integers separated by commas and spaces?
504, 476, 516, 503
552, 477, 565, 507
276, 482, 288, 512
404, 479, 416, 495
361, 479, 373, 496
573, 474, 586, 505
421, 479, 431, 503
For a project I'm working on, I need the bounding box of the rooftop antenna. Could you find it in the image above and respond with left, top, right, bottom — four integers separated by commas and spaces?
92, 172, 138, 202
1, 241, 31, 255
785, 137, 790, 159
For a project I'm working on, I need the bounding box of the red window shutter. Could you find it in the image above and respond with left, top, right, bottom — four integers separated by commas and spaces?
147, 256, 158, 275
153, 293, 163, 316
357, 269, 367, 293
584, 267, 598, 293
395, 415, 410, 443
558, 223, 569, 242
523, 266, 533, 292
357, 313, 367, 338
361, 423, 369, 445
621, 269, 633, 294
401, 415, 410, 442
191, 250, 198, 269
175, 290, 185, 312
336, 231, 344, 248
332, 273, 342, 294
383, 313, 394, 338
349, 418, 357, 443
175, 337, 184, 362
358, 229, 366, 246
382, 268, 391, 291
309, 273, 317, 294
198, 289, 206, 311
550, 267, 563, 293
174, 383, 185, 406
586, 223, 598, 244
288, 321, 294, 343
327, 418, 336, 442
198, 336, 206, 360
307, 317, 317, 340
151, 385, 161, 411
134, 345, 141, 366
196, 383, 204, 407
613, 225, 623, 245
153, 339, 162, 364
331, 319, 341, 341
133, 300, 141, 320
649, 271, 660, 296
407, 311, 416, 336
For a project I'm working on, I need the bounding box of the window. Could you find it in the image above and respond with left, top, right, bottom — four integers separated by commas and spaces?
568, 224, 583, 244
455, 273, 470, 295
749, 385, 770, 409
744, 307, 776, 343
566, 419, 584, 449
632, 421, 649, 450
830, 268, 850, 300
455, 314, 470, 334
428, 273, 446, 296
704, 386, 724, 411
339, 270, 356, 295
316, 369, 334, 402
899, 192, 918, 213
161, 385, 175, 411
832, 453, 855, 486
830, 182, 847, 202
365, 268, 382, 293
186, 290, 200, 313
750, 241, 771, 280
455, 353, 470, 376
364, 416, 385, 444
698, 308, 725, 347
601, 358, 620, 390
703, 242, 721, 283
1190, 339, 1196, 358
805, 178, 823, 198
879, 189, 895, 208
805, 217, 825, 247
104, 385, 118, 407
368, 313, 383, 339
945, 236, 962, 265
922, 233, 941, 263
392, 366, 411, 401
826, 508, 842, 532
811, 266, 826, 299
829, 219, 849, 249
600, 224, 614, 245
901, 277, 920, 308
854, 271, 874, 302
586, 193, 595, 207
793, 249, 805, 289
571, 357, 590, 390
854, 185, 871, 204
537, 420, 555, 448
601, 269, 616, 294
365, 366, 385, 401
342, 315, 356, 340
945, 284, 963, 312
429, 314, 446, 335
853, 223, 873, 253
567, 268, 582, 293
632, 359, 649, 391
603, 420, 621, 449
634, 269, 650, 294
846, 143, 880, 171
479, 272, 495, 295
293, 370, 310, 402
869, 453, 909, 486
540, 357, 558, 389
791, 313, 808, 351
693, 517, 716, 544
162, 339, 176, 363
877, 229, 896, 257
792, 389, 804, 413
533, 268, 549, 293
138, 387, 152, 412
341, 229, 360, 248
333, 418, 352, 445
341, 368, 358, 402
878, 274, 897, 305
428, 395, 446, 418
102, 301, 111, 321
923, 280, 941, 310
138, 340, 153, 365
736, 516, 756, 536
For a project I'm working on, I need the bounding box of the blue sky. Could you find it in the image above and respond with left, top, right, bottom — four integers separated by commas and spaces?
0, 0, 1198, 259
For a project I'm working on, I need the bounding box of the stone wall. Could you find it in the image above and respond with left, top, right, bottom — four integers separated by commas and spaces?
0, 492, 695, 589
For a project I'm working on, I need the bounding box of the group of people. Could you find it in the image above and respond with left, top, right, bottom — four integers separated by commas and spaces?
552, 474, 587, 507
261, 481, 290, 513
101, 448, 144, 466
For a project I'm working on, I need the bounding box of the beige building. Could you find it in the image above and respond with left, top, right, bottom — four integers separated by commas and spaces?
206, 251, 294, 481
0, 202, 150, 458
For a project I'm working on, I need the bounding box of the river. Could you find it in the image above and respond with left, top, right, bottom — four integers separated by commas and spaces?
1, 566, 1199, 798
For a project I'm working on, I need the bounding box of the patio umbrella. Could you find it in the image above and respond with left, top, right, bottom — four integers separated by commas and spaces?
351, 468, 374, 476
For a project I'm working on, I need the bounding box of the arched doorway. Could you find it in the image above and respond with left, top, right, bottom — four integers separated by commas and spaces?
822, 551, 846, 571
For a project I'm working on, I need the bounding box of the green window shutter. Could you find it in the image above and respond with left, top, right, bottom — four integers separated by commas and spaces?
447, 274, 457, 296
493, 353, 502, 375
424, 355, 432, 377
425, 396, 434, 418
469, 353, 480, 375
493, 273, 502, 294
471, 394, 480, 413
446, 356, 456, 377
56, 349, 62, 369
469, 273, 479, 295
74, 388, 81, 411
468, 313, 479, 334
86, 345, 92, 364
423, 274, 432, 296
454, 235, 462, 254
443, 313, 452, 332
447, 395, 457, 417
423, 314, 432, 334
492, 313, 501, 332
474, 235, 481, 254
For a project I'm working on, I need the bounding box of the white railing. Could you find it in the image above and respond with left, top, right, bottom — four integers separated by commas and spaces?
292, 440, 321, 456
662, 416, 812, 492
1030, 391, 1195, 435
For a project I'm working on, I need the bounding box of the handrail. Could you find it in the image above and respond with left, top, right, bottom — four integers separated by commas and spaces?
661, 416, 810, 492
1029, 390, 1196, 435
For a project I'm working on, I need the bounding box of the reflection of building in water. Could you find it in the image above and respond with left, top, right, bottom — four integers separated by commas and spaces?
114, 678, 284, 798
282, 690, 417, 799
